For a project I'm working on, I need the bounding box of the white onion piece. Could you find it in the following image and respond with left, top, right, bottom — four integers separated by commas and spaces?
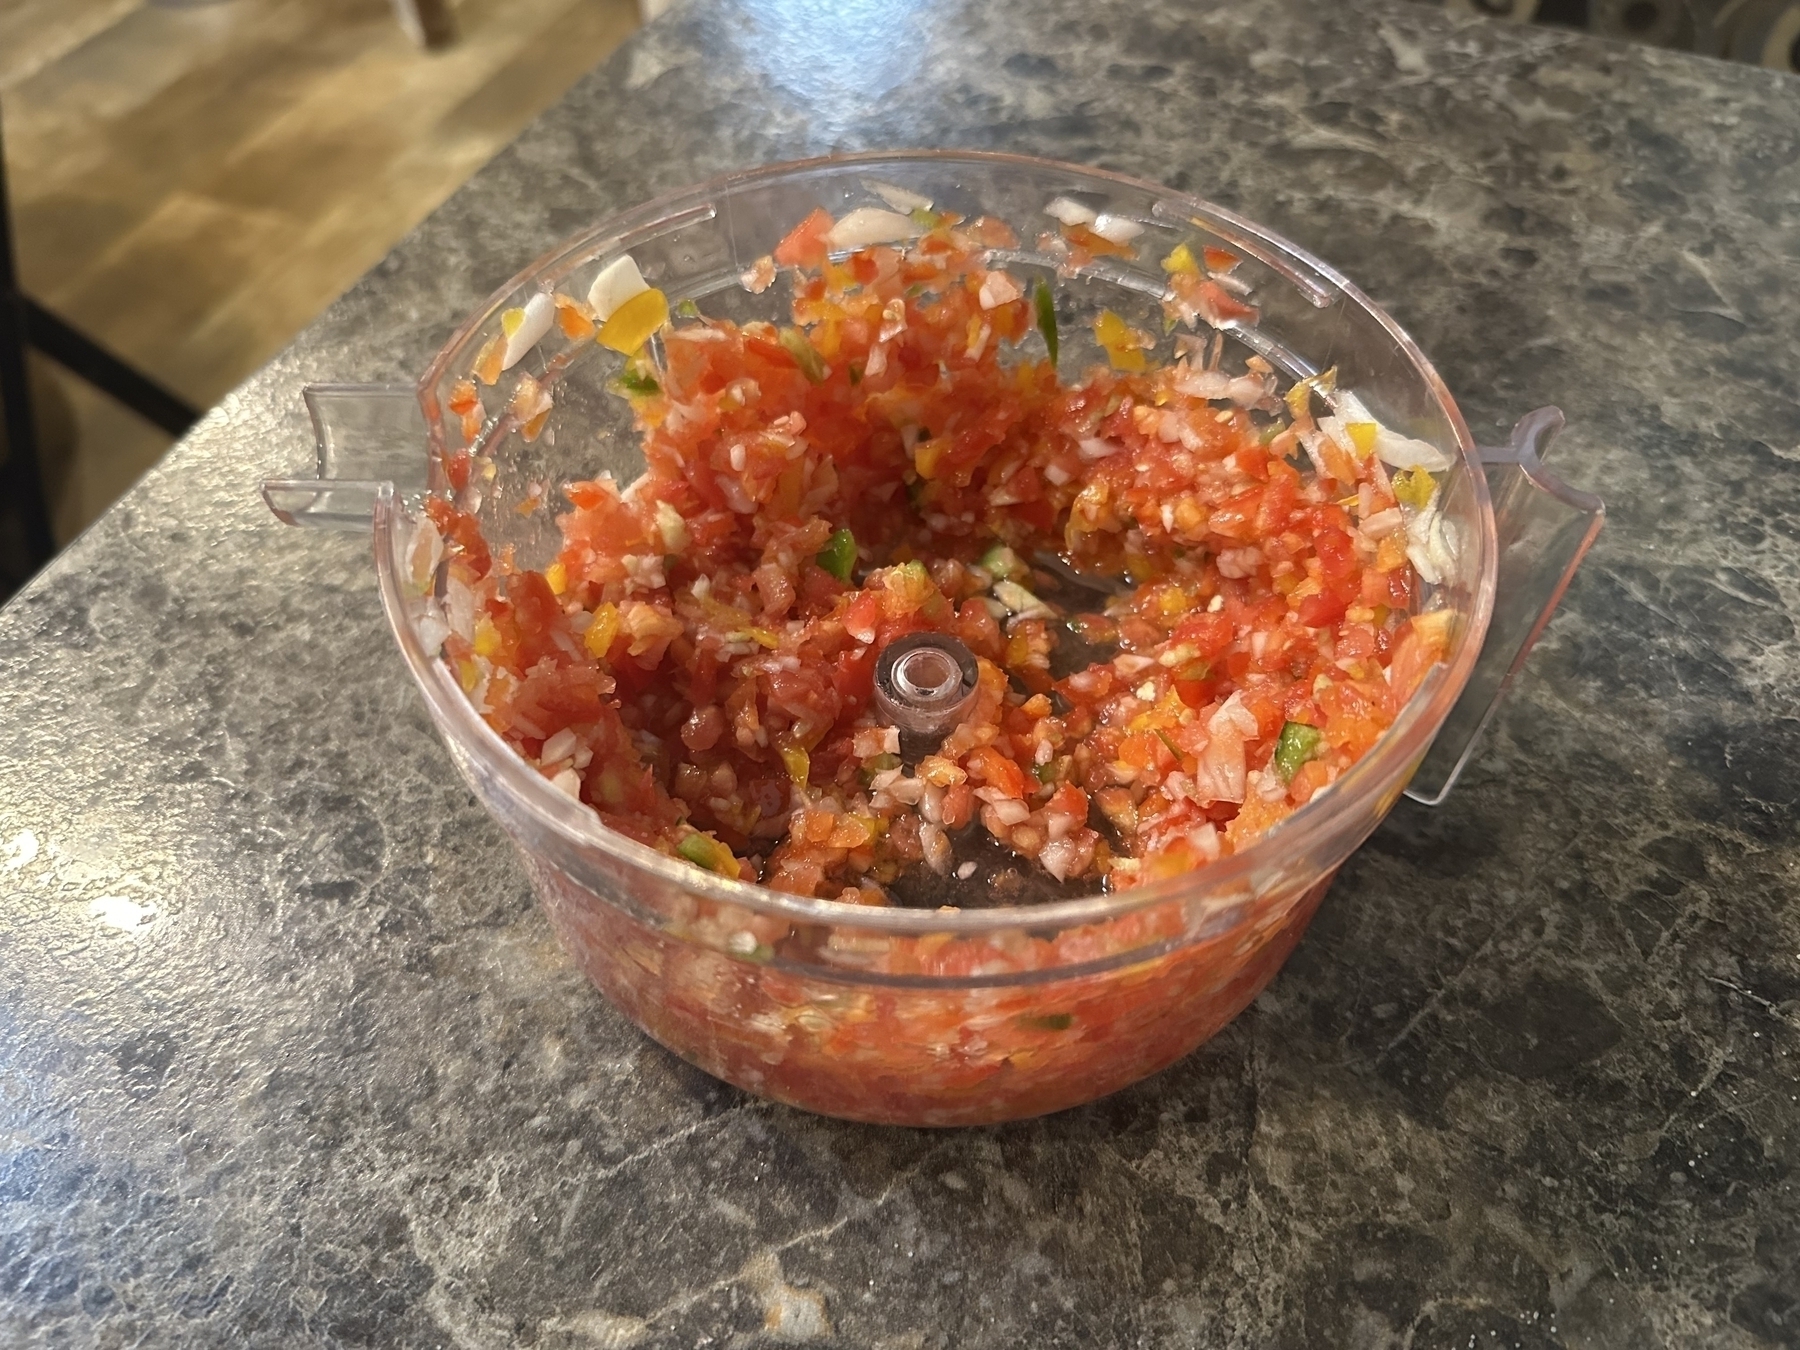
1406, 541, 1440, 586
1427, 514, 1460, 581
500, 292, 555, 370
977, 270, 1022, 309
1360, 507, 1404, 540
445, 577, 475, 639
655, 500, 689, 552
1375, 427, 1452, 472
920, 823, 952, 874
825, 208, 921, 249
868, 180, 932, 213
1044, 196, 1096, 227
1227, 373, 1274, 407
1040, 838, 1082, 881
540, 728, 578, 764
1405, 506, 1457, 584
415, 609, 450, 657
1174, 368, 1231, 399
1317, 414, 1358, 457
587, 255, 649, 320
988, 799, 1030, 827
1090, 213, 1143, 244
993, 579, 1052, 620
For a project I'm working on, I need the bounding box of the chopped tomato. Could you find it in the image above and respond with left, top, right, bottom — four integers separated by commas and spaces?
433, 203, 1444, 911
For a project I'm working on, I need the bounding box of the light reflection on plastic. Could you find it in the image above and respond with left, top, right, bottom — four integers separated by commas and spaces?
89, 896, 156, 933
736, 0, 930, 118
4, 830, 36, 870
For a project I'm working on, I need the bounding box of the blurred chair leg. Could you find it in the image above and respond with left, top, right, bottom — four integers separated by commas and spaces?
22, 300, 197, 437
390, 0, 456, 48
0, 105, 200, 584
0, 119, 55, 573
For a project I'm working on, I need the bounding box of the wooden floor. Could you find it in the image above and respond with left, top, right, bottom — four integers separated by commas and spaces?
3, 0, 639, 543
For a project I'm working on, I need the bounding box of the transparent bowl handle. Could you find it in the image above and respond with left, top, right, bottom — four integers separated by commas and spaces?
1404, 407, 1604, 806
262, 384, 428, 528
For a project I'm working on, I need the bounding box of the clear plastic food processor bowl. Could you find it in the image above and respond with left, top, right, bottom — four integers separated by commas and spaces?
266, 152, 1601, 1126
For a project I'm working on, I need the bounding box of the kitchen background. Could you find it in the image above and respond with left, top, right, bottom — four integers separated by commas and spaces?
0, 0, 1792, 588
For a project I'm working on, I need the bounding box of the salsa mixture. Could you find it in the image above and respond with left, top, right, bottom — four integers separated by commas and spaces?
421, 198, 1454, 909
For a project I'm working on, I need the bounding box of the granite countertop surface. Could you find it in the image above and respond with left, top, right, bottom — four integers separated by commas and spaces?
3, 0, 1798, 1344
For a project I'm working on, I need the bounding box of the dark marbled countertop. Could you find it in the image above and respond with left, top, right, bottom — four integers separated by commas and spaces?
3, 0, 1798, 1344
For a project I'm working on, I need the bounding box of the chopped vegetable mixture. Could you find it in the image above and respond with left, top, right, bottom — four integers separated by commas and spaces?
422, 202, 1455, 907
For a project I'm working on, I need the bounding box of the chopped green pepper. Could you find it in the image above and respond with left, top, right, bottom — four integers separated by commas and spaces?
816, 527, 857, 582
978, 542, 1029, 583
1274, 721, 1324, 783
616, 367, 660, 396
677, 832, 738, 876
674, 297, 702, 319
778, 326, 828, 383
993, 579, 1052, 619
1034, 280, 1059, 365
1023, 1012, 1073, 1031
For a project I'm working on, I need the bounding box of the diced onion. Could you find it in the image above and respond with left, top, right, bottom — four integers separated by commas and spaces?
868, 180, 932, 213
1375, 427, 1452, 472
1327, 390, 1453, 472
1090, 213, 1143, 244
500, 292, 555, 370
655, 500, 690, 552
826, 208, 921, 249
1360, 507, 1404, 540
989, 799, 1030, 827
994, 579, 1052, 619
1044, 196, 1096, 227
587, 255, 650, 321
977, 271, 1022, 310
1226, 374, 1273, 407
1040, 838, 1082, 880
415, 609, 449, 656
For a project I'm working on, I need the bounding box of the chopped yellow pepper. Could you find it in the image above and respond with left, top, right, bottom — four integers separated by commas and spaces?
1345, 421, 1379, 457
1160, 242, 1199, 276
1392, 467, 1437, 510
543, 561, 567, 595
473, 615, 501, 658
584, 602, 621, 658
676, 832, 740, 877
597, 287, 670, 354
1093, 310, 1149, 373
913, 436, 947, 480
779, 743, 811, 788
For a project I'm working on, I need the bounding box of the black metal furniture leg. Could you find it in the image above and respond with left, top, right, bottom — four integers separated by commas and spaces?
0, 105, 202, 581
23, 299, 200, 438
0, 118, 55, 571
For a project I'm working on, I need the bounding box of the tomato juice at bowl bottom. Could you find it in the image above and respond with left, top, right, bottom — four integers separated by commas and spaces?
530, 851, 1334, 1126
